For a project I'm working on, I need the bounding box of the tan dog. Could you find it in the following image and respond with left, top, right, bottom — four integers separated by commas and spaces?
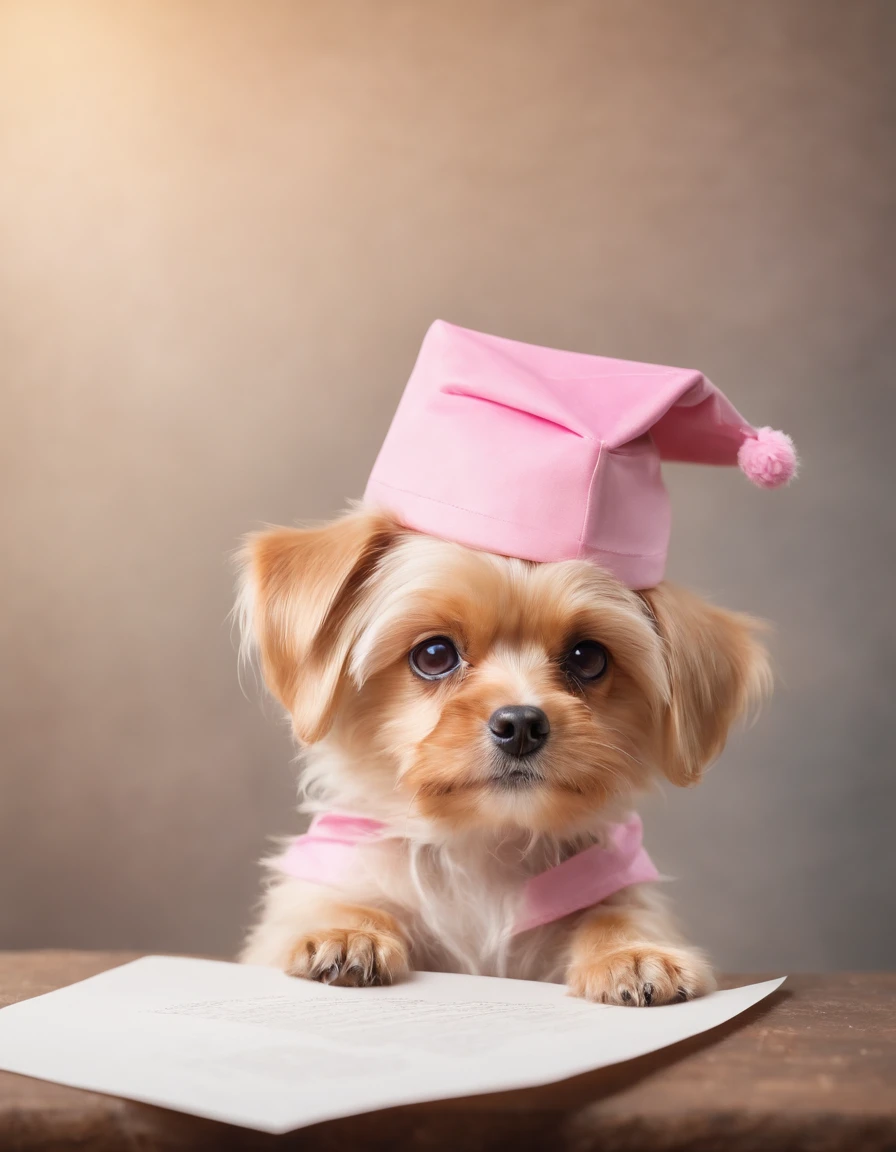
238, 507, 769, 1006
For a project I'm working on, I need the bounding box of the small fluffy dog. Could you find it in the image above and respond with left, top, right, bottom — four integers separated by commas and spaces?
237, 506, 770, 1006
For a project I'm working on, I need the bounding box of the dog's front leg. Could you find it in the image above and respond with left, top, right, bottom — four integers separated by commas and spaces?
565, 887, 715, 1006
284, 903, 408, 986
242, 885, 410, 987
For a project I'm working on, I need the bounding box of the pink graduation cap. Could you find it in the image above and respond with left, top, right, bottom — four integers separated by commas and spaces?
364, 320, 797, 589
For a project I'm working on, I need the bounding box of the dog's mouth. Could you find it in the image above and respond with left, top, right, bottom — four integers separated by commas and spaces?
489, 755, 545, 791
412, 754, 548, 799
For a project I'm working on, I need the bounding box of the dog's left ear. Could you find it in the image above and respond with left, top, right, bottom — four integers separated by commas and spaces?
237, 507, 397, 743
639, 583, 772, 787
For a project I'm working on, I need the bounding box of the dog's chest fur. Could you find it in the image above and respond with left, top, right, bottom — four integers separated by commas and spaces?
335, 830, 582, 982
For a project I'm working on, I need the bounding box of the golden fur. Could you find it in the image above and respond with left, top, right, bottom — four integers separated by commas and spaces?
238, 507, 770, 1004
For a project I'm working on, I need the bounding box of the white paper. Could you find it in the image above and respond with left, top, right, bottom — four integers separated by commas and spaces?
0, 956, 783, 1134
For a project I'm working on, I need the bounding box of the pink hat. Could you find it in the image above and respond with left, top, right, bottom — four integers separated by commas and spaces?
364, 320, 797, 588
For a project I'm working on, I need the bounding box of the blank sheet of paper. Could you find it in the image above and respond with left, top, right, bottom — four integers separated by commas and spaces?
0, 956, 783, 1133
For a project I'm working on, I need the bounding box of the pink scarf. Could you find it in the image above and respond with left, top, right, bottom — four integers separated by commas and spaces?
275, 812, 658, 936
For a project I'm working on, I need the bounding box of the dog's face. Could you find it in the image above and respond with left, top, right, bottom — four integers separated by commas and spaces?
240, 509, 769, 835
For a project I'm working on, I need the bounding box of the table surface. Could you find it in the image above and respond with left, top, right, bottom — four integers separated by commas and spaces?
0, 952, 893, 1152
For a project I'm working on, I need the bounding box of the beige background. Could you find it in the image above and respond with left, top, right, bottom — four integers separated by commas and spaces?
1, 0, 894, 970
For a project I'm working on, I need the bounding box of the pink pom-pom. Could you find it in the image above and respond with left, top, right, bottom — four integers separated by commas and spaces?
737, 426, 798, 489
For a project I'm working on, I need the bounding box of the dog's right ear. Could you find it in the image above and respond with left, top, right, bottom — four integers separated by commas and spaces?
237, 507, 397, 744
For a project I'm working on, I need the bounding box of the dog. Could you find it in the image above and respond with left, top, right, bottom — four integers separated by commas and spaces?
236, 504, 770, 1006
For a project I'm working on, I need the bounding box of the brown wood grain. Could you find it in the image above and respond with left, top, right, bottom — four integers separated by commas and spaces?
0, 951, 893, 1151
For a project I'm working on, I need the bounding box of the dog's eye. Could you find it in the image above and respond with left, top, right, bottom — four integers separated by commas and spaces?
409, 637, 461, 680
563, 640, 609, 682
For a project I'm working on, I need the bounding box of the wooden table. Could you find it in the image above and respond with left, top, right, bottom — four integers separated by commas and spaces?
0, 952, 893, 1151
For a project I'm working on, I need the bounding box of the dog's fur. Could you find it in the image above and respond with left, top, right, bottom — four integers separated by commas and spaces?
237, 507, 770, 1005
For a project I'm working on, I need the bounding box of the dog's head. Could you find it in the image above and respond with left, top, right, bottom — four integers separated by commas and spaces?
238, 508, 770, 834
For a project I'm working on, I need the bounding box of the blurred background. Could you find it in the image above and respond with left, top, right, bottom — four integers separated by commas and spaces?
1, 0, 894, 970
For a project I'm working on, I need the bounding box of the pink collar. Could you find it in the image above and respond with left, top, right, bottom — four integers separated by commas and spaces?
275, 812, 658, 935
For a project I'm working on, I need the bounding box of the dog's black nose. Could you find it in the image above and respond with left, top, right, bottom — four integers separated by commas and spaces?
487, 705, 550, 757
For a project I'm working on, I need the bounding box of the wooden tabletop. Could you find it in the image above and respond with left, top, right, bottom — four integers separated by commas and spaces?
0, 952, 893, 1152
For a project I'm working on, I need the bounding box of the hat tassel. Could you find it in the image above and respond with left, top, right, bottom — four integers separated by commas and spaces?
738, 426, 798, 489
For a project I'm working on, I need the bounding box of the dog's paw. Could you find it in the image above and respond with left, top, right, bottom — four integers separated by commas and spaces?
284, 927, 409, 987
567, 944, 715, 1006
